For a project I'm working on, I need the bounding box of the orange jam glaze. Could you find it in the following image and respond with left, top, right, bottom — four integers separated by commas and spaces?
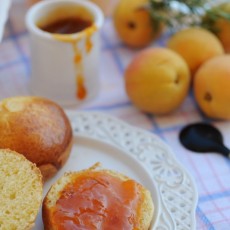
52, 24, 97, 101
76, 74, 87, 100
51, 171, 143, 229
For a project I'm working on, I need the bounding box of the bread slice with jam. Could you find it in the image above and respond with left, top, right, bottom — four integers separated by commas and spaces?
42, 163, 154, 230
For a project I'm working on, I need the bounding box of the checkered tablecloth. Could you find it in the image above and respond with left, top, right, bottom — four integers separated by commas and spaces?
1, 1, 230, 229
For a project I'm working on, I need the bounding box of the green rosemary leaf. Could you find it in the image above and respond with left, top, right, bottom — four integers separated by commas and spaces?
147, 0, 229, 31
201, 3, 230, 33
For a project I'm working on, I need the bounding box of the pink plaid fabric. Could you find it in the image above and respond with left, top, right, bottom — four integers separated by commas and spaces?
1, 1, 230, 229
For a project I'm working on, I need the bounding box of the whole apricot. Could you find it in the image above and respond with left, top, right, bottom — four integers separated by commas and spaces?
125, 47, 191, 115
113, 0, 163, 48
194, 55, 230, 120
167, 27, 224, 75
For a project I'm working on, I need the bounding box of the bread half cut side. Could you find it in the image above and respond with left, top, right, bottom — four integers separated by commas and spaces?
43, 164, 154, 230
0, 149, 43, 230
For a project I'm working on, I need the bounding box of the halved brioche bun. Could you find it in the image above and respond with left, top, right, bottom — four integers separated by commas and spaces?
43, 164, 154, 230
0, 149, 43, 230
0, 96, 73, 181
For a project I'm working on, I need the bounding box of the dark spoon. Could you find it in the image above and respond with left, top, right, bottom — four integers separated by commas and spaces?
179, 122, 230, 158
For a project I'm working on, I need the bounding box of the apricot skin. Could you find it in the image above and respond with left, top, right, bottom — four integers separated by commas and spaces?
125, 47, 191, 115
113, 0, 163, 48
167, 27, 224, 76
194, 55, 230, 120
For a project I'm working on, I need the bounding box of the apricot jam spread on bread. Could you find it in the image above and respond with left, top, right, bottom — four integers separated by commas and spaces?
43, 165, 154, 230
51, 171, 143, 229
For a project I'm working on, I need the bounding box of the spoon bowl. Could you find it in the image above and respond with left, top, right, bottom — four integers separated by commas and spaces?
179, 122, 230, 158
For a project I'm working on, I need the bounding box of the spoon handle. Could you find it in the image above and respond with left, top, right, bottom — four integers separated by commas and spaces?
217, 144, 230, 158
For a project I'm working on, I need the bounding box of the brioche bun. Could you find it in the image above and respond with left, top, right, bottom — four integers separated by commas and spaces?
43, 164, 154, 230
0, 149, 43, 230
0, 96, 73, 181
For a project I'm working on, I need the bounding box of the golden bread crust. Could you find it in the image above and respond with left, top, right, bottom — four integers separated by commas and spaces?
42, 165, 154, 230
0, 149, 43, 230
0, 96, 73, 180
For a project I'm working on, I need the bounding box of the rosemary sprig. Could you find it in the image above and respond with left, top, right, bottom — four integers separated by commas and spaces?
201, 3, 230, 33
147, 0, 230, 32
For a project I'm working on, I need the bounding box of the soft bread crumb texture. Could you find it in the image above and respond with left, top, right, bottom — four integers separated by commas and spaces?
0, 149, 43, 230
0, 96, 73, 181
43, 166, 154, 230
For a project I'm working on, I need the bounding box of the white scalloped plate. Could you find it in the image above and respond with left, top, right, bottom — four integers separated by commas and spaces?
35, 112, 198, 230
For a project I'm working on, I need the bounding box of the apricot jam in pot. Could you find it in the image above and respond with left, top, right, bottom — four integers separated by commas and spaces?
36, 5, 97, 101
39, 17, 92, 34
